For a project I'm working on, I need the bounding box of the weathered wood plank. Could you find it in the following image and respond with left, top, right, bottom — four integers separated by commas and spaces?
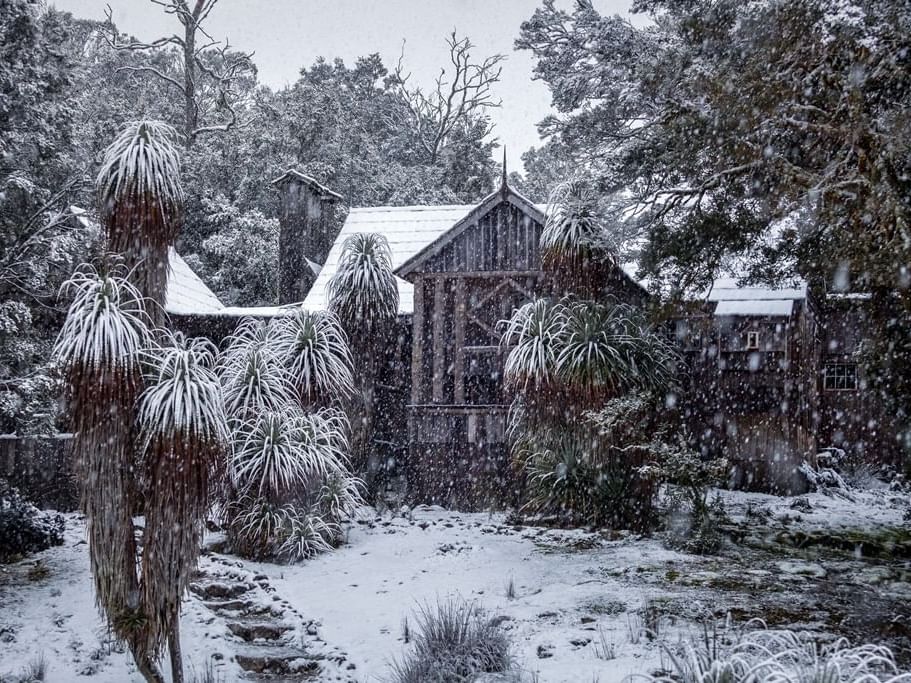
432, 277, 445, 403
411, 274, 424, 404
454, 278, 467, 403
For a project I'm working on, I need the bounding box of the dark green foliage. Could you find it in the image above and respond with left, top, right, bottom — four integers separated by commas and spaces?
390, 599, 512, 683
0, 480, 64, 563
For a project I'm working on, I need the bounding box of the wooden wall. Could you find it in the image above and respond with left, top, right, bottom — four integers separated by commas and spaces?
405, 195, 547, 508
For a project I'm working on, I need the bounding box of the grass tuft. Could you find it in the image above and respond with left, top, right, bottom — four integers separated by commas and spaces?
390, 598, 513, 683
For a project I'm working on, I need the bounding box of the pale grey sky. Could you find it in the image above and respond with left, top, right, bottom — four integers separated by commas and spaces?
50, 0, 637, 173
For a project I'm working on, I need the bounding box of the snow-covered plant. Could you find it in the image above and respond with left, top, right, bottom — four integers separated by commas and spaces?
541, 179, 610, 270
557, 300, 676, 401
328, 232, 399, 328
277, 508, 338, 560
96, 120, 183, 312
219, 318, 296, 420
502, 298, 566, 392
653, 626, 911, 683
53, 264, 149, 649
390, 598, 513, 683
231, 408, 349, 499
54, 265, 149, 375
227, 496, 342, 562
0, 479, 64, 562
318, 473, 367, 522
269, 308, 354, 404
136, 331, 228, 659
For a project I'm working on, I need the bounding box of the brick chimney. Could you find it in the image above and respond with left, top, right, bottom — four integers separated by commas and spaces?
272, 170, 343, 304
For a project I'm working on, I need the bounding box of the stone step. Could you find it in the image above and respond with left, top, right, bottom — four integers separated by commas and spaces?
189, 580, 252, 600
235, 645, 321, 676
228, 620, 294, 642
204, 599, 277, 617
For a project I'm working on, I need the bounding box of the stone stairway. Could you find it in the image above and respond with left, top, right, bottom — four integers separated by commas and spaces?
188, 554, 357, 682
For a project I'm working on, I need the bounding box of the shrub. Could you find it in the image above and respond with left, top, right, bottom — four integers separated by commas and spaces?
653, 625, 911, 683
390, 599, 513, 683
0, 480, 64, 563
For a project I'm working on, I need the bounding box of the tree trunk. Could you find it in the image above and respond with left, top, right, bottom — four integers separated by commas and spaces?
182, 15, 197, 146
169, 619, 184, 683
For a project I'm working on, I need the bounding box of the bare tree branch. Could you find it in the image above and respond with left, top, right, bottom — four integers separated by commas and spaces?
393, 31, 504, 163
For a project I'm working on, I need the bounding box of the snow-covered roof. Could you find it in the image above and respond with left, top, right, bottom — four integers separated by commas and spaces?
302, 204, 477, 315
714, 299, 795, 317
271, 169, 343, 200
165, 247, 224, 315
704, 278, 807, 302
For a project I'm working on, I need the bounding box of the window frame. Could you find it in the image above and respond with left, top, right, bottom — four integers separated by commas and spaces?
823, 362, 858, 391
745, 330, 760, 350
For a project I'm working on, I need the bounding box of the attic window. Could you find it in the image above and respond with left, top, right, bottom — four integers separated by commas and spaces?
824, 363, 857, 391
745, 331, 760, 350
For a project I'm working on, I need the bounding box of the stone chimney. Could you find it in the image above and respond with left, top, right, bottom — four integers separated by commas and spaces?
272, 170, 343, 304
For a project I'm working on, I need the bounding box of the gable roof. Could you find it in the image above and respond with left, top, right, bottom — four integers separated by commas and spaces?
271, 169, 343, 201
396, 186, 546, 278
165, 247, 225, 315
301, 203, 477, 315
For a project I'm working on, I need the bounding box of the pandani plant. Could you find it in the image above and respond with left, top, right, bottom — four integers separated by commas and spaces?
56, 120, 219, 683
136, 332, 228, 675
327, 233, 400, 493
503, 180, 677, 530
53, 263, 151, 672
217, 314, 364, 562
96, 120, 183, 320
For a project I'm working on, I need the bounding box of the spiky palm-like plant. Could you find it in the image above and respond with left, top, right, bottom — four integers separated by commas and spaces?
53, 265, 158, 679
502, 297, 676, 530
269, 308, 354, 405
227, 407, 358, 561
541, 179, 618, 297
219, 318, 296, 422
327, 232, 400, 492
501, 298, 567, 393
136, 333, 227, 666
557, 300, 676, 402
96, 121, 183, 317
328, 233, 400, 328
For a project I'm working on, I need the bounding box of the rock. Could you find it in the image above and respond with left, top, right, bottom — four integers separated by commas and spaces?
776, 561, 827, 578
536, 644, 554, 659
227, 620, 293, 642
235, 645, 321, 675
189, 581, 250, 600
570, 637, 591, 647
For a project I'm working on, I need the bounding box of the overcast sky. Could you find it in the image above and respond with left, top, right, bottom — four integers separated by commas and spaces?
49, 0, 637, 173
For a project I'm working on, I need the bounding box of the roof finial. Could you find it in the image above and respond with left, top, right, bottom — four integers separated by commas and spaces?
500, 145, 508, 196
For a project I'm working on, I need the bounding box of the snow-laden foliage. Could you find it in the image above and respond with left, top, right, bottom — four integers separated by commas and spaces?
138, 333, 228, 450
541, 179, 613, 271
0, 480, 64, 563
653, 626, 911, 683
328, 232, 400, 328
137, 331, 228, 660
502, 298, 566, 392
503, 296, 680, 530
231, 408, 349, 499
219, 314, 364, 563
269, 308, 354, 404
390, 598, 513, 683
503, 298, 676, 401
97, 120, 184, 243
53, 264, 149, 374
53, 263, 147, 653
96, 120, 183, 314
219, 318, 296, 420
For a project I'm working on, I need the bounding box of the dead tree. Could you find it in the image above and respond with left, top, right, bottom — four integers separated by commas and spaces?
103, 0, 254, 146
394, 32, 504, 163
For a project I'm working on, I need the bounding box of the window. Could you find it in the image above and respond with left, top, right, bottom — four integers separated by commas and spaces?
745, 331, 760, 350
824, 363, 857, 391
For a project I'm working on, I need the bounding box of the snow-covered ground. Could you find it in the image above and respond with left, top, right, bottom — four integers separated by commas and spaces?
1, 486, 909, 682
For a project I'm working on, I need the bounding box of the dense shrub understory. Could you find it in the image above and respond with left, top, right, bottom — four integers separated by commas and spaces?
0, 480, 64, 562
390, 599, 512, 683
653, 625, 911, 683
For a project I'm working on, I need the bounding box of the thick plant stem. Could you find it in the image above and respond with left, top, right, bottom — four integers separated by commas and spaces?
135, 654, 165, 683
169, 619, 184, 683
